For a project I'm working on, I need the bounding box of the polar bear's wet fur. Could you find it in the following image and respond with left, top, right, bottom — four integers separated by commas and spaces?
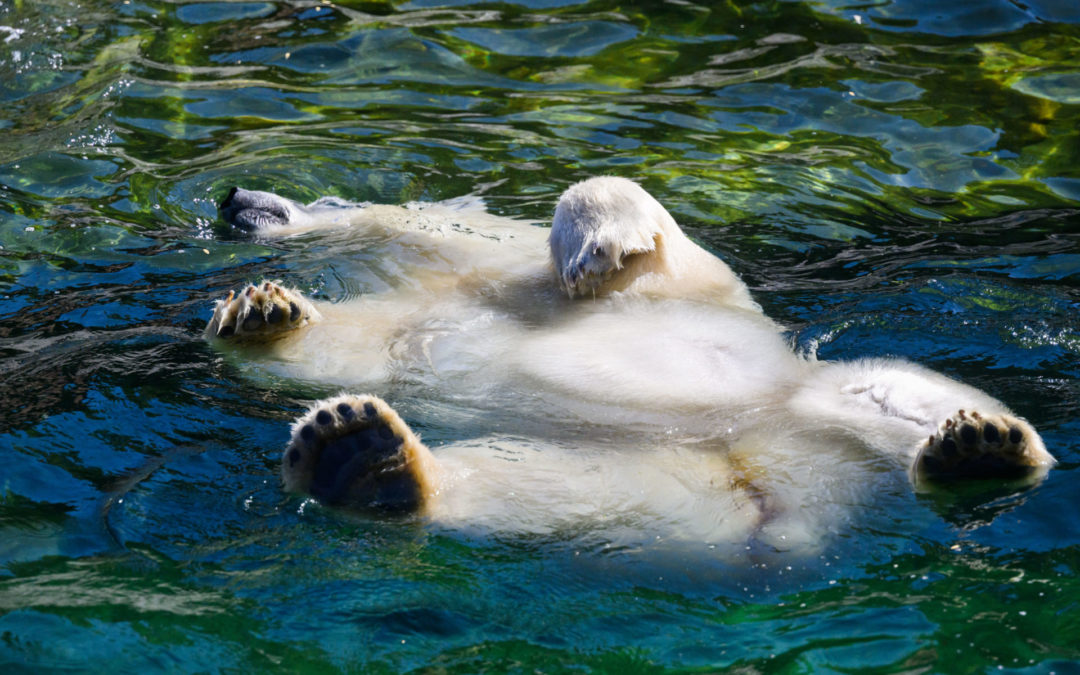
208, 176, 1054, 555
550, 178, 758, 309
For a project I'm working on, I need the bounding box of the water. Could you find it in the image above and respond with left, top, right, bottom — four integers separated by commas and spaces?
1, 0, 1079, 671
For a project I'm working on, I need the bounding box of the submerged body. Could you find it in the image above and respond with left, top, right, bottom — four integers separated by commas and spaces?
206, 177, 1054, 555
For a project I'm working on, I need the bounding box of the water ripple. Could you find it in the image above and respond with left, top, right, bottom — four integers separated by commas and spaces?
1, 0, 1079, 671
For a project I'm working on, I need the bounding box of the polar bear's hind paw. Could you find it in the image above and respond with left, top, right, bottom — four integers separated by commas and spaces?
220, 187, 291, 230
913, 410, 1053, 483
282, 394, 432, 512
204, 281, 319, 341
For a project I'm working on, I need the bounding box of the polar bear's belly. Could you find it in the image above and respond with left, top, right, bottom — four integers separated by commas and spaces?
512, 303, 805, 412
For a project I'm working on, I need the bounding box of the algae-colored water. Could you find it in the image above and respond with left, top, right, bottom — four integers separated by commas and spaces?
1, 0, 1078, 671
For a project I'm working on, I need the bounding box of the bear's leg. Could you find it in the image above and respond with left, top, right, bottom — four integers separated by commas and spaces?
282, 394, 441, 511
204, 281, 321, 341
912, 410, 1054, 484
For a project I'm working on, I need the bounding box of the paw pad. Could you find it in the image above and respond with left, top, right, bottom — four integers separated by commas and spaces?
204, 281, 320, 341
914, 409, 1053, 483
282, 394, 432, 511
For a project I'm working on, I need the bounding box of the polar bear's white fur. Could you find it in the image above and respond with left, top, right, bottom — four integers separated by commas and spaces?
550, 178, 759, 309
207, 177, 1054, 556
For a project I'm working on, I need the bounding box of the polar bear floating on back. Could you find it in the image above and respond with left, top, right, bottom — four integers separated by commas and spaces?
207, 177, 1054, 554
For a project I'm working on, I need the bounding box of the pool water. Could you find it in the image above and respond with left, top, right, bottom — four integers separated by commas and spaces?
2, 0, 1079, 671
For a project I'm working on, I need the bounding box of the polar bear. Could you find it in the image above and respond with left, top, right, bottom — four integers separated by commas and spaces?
206, 177, 1054, 554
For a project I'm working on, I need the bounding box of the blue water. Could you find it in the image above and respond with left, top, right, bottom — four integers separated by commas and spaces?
1, 0, 1079, 671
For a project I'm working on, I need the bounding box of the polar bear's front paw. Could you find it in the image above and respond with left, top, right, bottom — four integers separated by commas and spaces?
204, 281, 320, 341
282, 394, 438, 512
912, 410, 1054, 484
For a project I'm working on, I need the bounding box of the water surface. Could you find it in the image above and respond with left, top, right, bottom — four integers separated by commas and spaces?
1, 0, 1079, 671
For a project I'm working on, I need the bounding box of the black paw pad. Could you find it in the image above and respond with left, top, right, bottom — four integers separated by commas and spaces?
316, 409, 333, 425
267, 303, 284, 324
941, 437, 958, 457
363, 402, 377, 418
300, 424, 315, 442
308, 424, 406, 507
288, 447, 301, 467
337, 403, 355, 421
289, 302, 301, 322
960, 424, 977, 445
242, 311, 264, 331
920, 411, 1049, 483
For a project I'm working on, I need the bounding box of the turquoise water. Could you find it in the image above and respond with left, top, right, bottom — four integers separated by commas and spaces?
2, 0, 1079, 671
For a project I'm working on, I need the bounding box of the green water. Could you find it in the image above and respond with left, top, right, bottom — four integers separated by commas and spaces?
1, 0, 1079, 672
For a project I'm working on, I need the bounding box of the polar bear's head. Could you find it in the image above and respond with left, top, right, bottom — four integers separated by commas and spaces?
549, 177, 680, 298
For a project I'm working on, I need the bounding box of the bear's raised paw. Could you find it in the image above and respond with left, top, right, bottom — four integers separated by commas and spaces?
282, 394, 438, 512
204, 281, 320, 341
912, 410, 1054, 485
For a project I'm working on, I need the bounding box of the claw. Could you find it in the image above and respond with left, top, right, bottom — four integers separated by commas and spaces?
913, 410, 1054, 485
204, 281, 320, 341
